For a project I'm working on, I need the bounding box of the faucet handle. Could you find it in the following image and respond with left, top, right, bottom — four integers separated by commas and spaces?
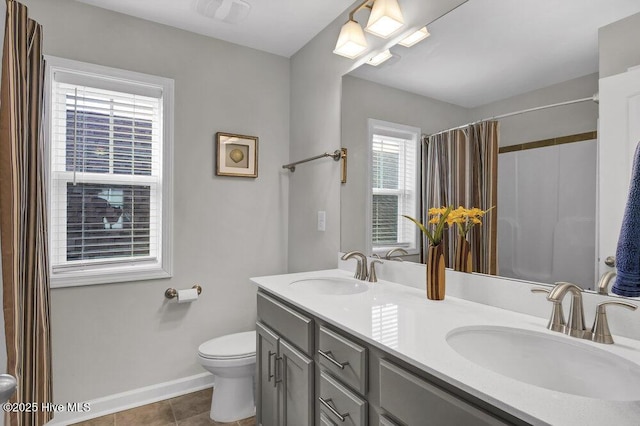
368, 260, 382, 283
531, 287, 566, 333
530, 287, 550, 295
591, 300, 638, 344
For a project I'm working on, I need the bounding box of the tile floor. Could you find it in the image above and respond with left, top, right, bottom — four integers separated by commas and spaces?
71, 388, 256, 426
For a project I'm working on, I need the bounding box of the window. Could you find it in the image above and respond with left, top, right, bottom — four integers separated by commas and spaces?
368, 120, 419, 256
45, 57, 173, 287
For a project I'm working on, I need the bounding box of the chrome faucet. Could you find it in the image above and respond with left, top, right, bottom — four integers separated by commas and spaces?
384, 248, 408, 260
547, 282, 589, 339
341, 251, 368, 280
538, 282, 638, 344
597, 270, 616, 295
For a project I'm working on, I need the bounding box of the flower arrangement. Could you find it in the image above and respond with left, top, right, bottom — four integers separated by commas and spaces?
447, 206, 493, 237
403, 206, 452, 246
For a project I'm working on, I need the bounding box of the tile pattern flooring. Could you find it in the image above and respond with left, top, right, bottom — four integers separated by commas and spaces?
71, 388, 256, 426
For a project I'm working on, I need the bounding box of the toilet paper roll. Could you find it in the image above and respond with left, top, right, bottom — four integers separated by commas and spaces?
177, 288, 199, 303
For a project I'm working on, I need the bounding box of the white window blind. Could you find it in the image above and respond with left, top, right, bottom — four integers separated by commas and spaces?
46, 57, 173, 287
371, 132, 418, 252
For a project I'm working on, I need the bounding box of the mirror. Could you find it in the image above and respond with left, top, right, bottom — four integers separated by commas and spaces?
340, 0, 640, 291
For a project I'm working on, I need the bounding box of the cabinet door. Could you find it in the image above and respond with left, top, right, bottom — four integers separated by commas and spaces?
257, 323, 279, 426
279, 339, 314, 426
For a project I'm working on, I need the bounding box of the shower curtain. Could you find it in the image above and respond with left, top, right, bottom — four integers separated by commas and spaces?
422, 121, 499, 274
0, 1, 53, 425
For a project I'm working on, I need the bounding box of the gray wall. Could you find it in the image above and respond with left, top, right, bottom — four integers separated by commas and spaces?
340, 75, 468, 253
288, 0, 467, 272
599, 12, 640, 78
472, 73, 598, 147
21, 0, 290, 403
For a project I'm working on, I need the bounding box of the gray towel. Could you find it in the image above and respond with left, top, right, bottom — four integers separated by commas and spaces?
612, 141, 640, 297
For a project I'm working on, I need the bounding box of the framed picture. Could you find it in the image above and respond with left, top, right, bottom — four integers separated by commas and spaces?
215, 132, 258, 178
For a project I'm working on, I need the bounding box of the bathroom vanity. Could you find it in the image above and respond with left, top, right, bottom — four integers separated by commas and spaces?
252, 266, 640, 426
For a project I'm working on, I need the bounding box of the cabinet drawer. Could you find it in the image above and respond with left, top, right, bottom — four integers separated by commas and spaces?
318, 326, 367, 394
319, 372, 367, 426
379, 359, 509, 426
257, 291, 313, 355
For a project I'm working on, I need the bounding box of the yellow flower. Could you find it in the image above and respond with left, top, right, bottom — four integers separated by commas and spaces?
403, 206, 452, 246
428, 207, 447, 216
404, 206, 492, 244
449, 206, 493, 236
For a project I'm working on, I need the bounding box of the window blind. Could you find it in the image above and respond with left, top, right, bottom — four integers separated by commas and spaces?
49, 78, 163, 269
372, 134, 417, 248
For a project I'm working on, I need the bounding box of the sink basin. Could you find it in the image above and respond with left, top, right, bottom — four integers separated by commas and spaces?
446, 326, 640, 401
289, 277, 368, 295
0, 374, 16, 403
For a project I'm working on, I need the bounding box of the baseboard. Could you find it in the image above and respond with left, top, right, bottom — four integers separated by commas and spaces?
45, 373, 214, 425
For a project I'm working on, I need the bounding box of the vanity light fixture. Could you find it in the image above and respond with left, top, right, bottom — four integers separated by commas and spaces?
334, 19, 369, 58
333, 0, 404, 59
365, 0, 404, 38
398, 26, 430, 47
367, 49, 393, 66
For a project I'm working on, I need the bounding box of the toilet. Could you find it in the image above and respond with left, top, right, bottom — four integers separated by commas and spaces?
197, 330, 256, 422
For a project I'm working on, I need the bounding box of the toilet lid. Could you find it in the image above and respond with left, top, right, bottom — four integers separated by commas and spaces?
198, 330, 256, 359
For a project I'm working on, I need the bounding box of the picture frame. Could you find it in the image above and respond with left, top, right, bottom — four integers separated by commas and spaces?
215, 132, 258, 178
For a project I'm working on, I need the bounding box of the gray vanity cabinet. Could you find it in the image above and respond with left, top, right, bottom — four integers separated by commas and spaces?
256, 289, 528, 426
257, 292, 314, 426
379, 359, 510, 426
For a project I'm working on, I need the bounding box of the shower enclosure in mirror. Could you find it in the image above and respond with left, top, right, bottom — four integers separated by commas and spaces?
340, 0, 640, 291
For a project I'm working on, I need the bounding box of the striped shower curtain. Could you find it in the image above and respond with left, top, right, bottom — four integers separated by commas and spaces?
0, 1, 53, 425
422, 121, 499, 274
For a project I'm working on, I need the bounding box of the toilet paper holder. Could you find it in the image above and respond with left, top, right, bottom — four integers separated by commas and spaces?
165, 285, 202, 299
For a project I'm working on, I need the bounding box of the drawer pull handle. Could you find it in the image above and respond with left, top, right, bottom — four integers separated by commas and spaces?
318, 397, 350, 422
318, 349, 349, 370
267, 351, 275, 382
274, 356, 283, 387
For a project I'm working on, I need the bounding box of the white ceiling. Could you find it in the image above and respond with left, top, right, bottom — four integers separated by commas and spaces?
75, 0, 640, 106
350, 0, 640, 108
74, 0, 351, 58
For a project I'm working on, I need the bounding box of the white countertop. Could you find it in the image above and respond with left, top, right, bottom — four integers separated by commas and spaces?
251, 268, 640, 426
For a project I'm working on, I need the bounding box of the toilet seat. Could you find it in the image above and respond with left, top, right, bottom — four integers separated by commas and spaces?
198, 330, 256, 360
